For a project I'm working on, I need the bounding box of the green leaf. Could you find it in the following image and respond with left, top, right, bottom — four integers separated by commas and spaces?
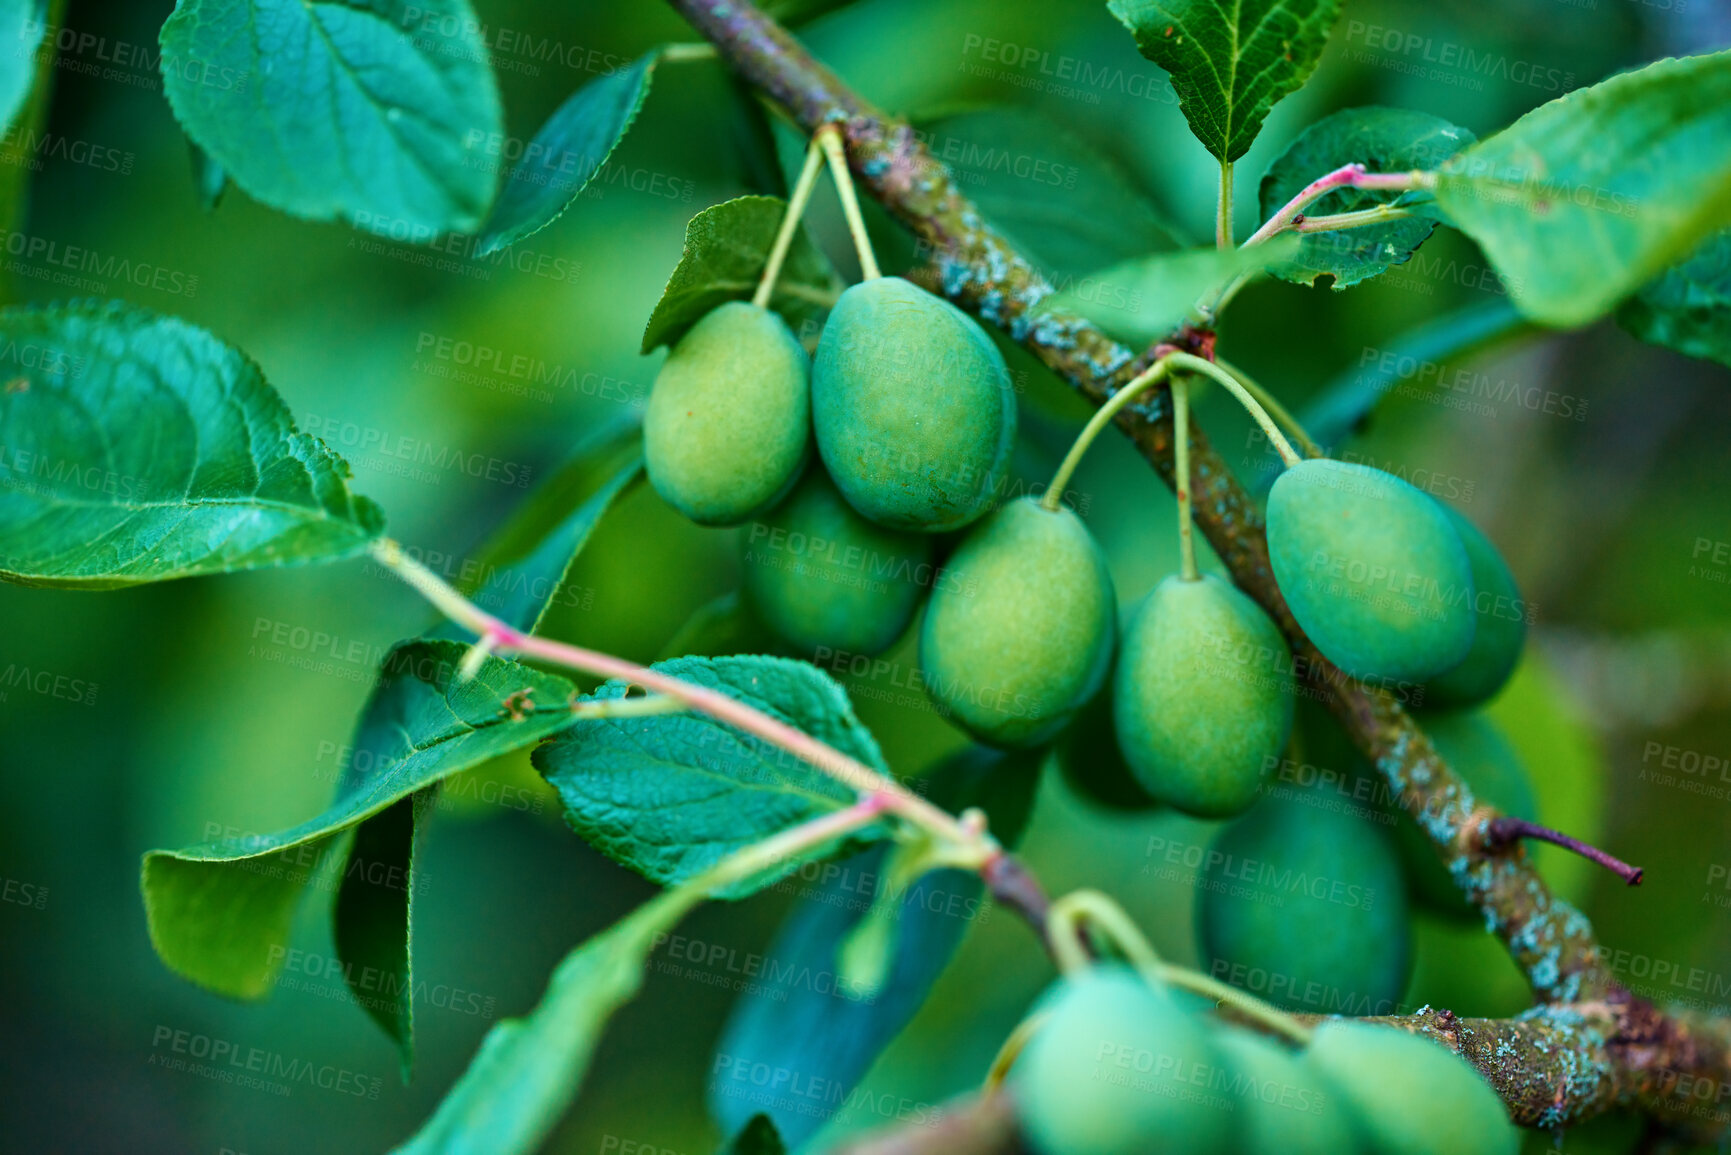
1037, 235, 1299, 347
640, 195, 842, 353
391, 881, 708, 1155
332, 788, 435, 1079
709, 747, 1040, 1147
330, 420, 643, 1065
0, 0, 46, 136
535, 655, 886, 896
913, 107, 1186, 275
0, 302, 383, 589
1107, 0, 1343, 162
461, 430, 644, 632
476, 52, 658, 256
1435, 50, 1731, 328
718, 1116, 787, 1155
1617, 227, 1731, 368
141, 642, 577, 999
1260, 107, 1474, 289
158, 0, 503, 237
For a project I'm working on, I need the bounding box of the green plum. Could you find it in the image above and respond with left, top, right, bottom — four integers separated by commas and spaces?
645, 301, 810, 525
1056, 683, 1160, 811
1114, 574, 1295, 818
1303, 1021, 1519, 1155
920, 496, 1115, 747
1267, 459, 1475, 684
1211, 1028, 1362, 1154
1198, 793, 1411, 1016
1013, 967, 1232, 1155
1396, 709, 1537, 919
741, 470, 931, 655
812, 276, 1015, 532
1423, 507, 1527, 708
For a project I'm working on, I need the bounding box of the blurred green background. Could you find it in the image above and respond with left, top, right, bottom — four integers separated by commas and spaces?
1, 0, 1728, 1152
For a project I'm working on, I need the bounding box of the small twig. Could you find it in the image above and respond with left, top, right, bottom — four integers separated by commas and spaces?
1240, 163, 1434, 248
1486, 816, 1645, 887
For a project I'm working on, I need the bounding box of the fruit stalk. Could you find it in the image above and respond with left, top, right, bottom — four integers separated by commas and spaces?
752, 128, 831, 308
665, 0, 1731, 1133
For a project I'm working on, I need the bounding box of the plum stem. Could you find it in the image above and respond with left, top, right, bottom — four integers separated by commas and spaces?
1486, 817, 1645, 887
1163, 352, 1303, 468
1216, 160, 1235, 249
1214, 357, 1324, 459
1040, 357, 1175, 513
752, 127, 830, 309
819, 125, 881, 281
1174, 374, 1199, 581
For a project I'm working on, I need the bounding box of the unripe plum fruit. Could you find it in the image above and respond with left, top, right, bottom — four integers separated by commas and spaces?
1114, 574, 1295, 817
1013, 967, 1232, 1155
1198, 793, 1411, 1016
1302, 1021, 1519, 1155
1211, 1027, 1361, 1154
919, 496, 1114, 747
741, 469, 930, 656
1422, 507, 1527, 707
1267, 459, 1475, 683
645, 301, 810, 526
812, 277, 1015, 532
1395, 709, 1537, 919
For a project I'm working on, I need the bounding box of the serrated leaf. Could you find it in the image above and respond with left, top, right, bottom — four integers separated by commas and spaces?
640, 195, 842, 353
390, 881, 707, 1155
1037, 235, 1299, 346
1617, 227, 1731, 368
1107, 0, 1343, 163
0, 0, 46, 136
158, 0, 503, 236
1435, 50, 1731, 328
476, 52, 657, 256
0, 302, 383, 588
709, 747, 1040, 1148
914, 107, 1186, 275
1260, 107, 1474, 289
141, 642, 577, 1000
719, 1116, 787, 1155
535, 655, 887, 897
331, 422, 643, 1066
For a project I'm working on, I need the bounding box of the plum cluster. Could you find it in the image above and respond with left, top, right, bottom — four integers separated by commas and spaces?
1014, 966, 1518, 1155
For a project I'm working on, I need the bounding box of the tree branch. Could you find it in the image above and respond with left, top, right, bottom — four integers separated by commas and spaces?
666, 0, 1729, 1138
